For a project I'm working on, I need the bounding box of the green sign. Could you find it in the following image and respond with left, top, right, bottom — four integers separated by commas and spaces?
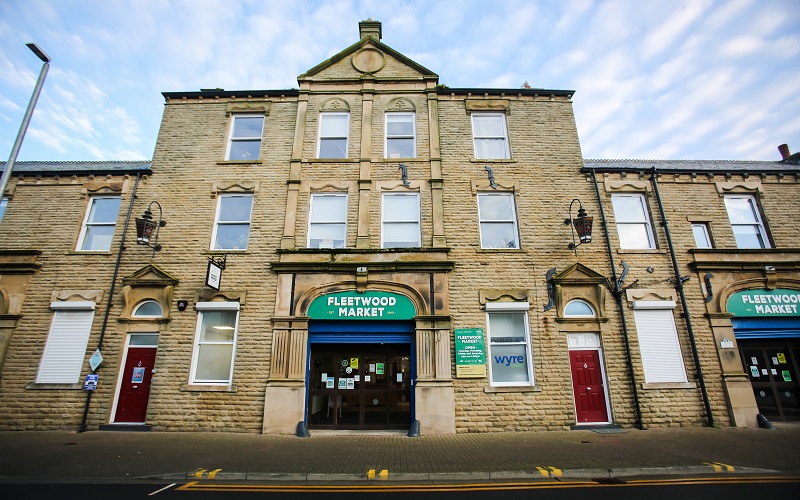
727, 289, 800, 317
455, 328, 487, 378
307, 291, 415, 320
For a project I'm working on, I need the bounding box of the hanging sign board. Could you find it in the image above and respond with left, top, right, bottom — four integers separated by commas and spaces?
206, 260, 223, 290
727, 289, 800, 317
455, 328, 487, 378
307, 291, 415, 320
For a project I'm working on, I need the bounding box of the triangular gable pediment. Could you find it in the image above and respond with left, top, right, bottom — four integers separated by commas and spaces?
122, 264, 179, 287
298, 37, 438, 83
551, 262, 607, 284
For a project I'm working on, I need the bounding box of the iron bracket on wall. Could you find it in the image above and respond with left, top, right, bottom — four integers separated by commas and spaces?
543, 267, 557, 311
485, 165, 497, 189
399, 163, 410, 187
704, 272, 714, 303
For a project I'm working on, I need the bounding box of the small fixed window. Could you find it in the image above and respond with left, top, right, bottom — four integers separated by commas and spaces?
724, 195, 770, 249
382, 192, 420, 248
0, 197, 7, 223
477, 192, 519, 249
472, 113, 510, 159
564, 300, 595, 317
317, 113, 349, 159
189, 302, 240, 385
308, 193, 347, 249
611, 193, 656, 249
77, 196, 122, 251
211, 194, 253, 250
225, 114, 264, 160
385, 112, 416, 158
486, 302, 534, 387
691, 223, 713, 249
132, 300, 163, 318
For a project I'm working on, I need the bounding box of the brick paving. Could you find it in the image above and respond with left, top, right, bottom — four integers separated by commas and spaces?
0, 423, 798, 482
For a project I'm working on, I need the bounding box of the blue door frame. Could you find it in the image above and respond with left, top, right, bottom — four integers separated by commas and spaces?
305, 320, 415, 427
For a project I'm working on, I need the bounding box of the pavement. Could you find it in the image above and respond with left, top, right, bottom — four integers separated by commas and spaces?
0, 422, 799, 484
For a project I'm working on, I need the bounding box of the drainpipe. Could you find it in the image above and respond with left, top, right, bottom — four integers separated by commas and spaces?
648, 168, 714, 427
79, 174, 141, 432
591, 169, 643, 430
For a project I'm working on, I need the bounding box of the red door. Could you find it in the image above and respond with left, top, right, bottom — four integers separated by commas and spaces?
570, 349, 609, 423
114, 345, 157, 423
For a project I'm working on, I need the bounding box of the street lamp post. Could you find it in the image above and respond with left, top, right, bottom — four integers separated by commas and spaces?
0, 43, 51, 207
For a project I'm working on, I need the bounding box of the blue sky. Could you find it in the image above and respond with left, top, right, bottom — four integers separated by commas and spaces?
1, 0, 798, 162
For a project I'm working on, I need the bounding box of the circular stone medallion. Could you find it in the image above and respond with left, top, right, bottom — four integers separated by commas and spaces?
352, 48, 385, 73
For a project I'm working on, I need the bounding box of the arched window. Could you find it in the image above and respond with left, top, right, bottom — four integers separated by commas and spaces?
564, 299, 595, 317
132, 300, 163, 318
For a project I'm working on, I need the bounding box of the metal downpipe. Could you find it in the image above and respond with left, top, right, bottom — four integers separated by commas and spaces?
591, 169, 643, 430
648, 168, 714, 427
79, 174, 141, 432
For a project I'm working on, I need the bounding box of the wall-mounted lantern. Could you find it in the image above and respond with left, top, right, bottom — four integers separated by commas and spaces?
565, 198, 593, 255
135, 201, 166, 256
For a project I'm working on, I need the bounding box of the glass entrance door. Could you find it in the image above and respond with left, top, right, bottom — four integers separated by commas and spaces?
307, 343, 411, 430
739, 339, 800, 421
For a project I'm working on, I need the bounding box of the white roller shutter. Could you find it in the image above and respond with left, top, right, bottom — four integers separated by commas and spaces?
633, 307, 688, 383
35, 305, 95, 384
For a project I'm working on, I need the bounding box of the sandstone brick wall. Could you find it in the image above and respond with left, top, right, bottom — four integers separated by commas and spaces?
2, 29, 797, 434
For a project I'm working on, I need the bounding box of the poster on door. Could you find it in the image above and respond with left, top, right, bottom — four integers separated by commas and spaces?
131, 367, 145, 383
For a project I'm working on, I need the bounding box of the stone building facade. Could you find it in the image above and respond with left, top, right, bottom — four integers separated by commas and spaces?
0, 20, 798, 433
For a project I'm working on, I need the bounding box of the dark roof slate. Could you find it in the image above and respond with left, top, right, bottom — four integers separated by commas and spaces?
0, 161, 151, 176
582, 159, 800, 174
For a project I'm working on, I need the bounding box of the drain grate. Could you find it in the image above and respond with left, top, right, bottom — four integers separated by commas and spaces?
592, 477, 627, 485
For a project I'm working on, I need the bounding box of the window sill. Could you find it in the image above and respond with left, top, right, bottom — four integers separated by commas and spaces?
379, 158, 419, 162
476, 248, 523, 253
67, 251, 113, 256
204, 249, 249, 254
641, 382, 697, 390
470, 158, 516, 163
216, 160, 264, 165
181, 384, 238, 393
616, 248, 667, 254
484, 384, 542, 393
304, 158, 359, 163
26, 382, 83, 390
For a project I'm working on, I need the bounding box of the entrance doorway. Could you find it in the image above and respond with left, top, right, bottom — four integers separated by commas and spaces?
307, 343, 411, 430
739, 339, 800, 421
112, 334, 158, 424
569, 349, 610, 424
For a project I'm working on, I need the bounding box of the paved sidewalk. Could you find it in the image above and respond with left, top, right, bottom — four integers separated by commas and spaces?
0, 423, 798, 483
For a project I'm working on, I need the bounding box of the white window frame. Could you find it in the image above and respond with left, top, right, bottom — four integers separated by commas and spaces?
471, 112, 510, 159
485, 301, 534, 387
308, 193, 347, 249
35, 301, 96, 384
317, 112, 350, 159
691, 222, 713, 249
724, 194, 771, 249
210, 194, 253, 251
0, 197, 7, 223
189, 301, 240, 386
477, 192, 520, 249
564, 299, 596, 317
611, 193, 656, 249
76, 196, 122, 252
381, 192, 421, 248
224, 114, 264, 161
132, 300, 163, 318
384, 112, 416, 159
632, 301, 688, 384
